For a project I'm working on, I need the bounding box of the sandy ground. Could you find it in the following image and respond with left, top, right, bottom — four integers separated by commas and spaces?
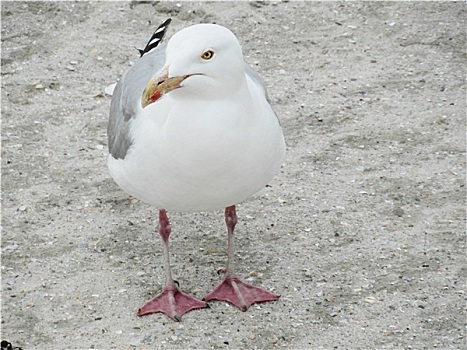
1, 1, 466, 349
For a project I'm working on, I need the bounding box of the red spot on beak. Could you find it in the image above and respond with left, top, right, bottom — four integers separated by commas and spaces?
149, 90, 163, 104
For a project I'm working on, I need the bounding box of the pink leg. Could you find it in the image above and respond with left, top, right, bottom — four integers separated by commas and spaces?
204, 206, 278, 311
137, 210, 207, 321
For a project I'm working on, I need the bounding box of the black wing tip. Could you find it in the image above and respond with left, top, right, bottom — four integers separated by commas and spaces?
159, 18, 172, 29
138, 18, 172, 57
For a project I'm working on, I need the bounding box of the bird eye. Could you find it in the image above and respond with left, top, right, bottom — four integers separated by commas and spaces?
201, 50, 214, 60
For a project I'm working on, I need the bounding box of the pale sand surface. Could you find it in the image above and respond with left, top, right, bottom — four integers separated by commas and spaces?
1, 2, 465, 349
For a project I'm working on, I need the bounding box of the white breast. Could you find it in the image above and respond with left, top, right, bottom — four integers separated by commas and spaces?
108, 80, 285, 212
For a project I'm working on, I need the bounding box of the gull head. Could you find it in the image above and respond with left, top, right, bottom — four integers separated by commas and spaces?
142, 23, 246, 107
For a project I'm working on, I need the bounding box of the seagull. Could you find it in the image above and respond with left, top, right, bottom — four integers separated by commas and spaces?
107, 19, 286, 321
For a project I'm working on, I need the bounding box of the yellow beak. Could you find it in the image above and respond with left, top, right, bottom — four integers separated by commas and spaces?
141, 72, 189, 108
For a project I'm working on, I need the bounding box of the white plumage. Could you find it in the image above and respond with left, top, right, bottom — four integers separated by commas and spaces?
108, 23, 285, 211
107, 20, 285, 321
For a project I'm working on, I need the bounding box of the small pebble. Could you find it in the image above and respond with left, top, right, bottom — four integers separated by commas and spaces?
143, 335, 153, 344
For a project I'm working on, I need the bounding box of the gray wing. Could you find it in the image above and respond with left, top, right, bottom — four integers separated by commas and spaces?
244, 61, 279, 120
107, 44, 166, 159
244, 60, 274, 104
108, 19, 171, 160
